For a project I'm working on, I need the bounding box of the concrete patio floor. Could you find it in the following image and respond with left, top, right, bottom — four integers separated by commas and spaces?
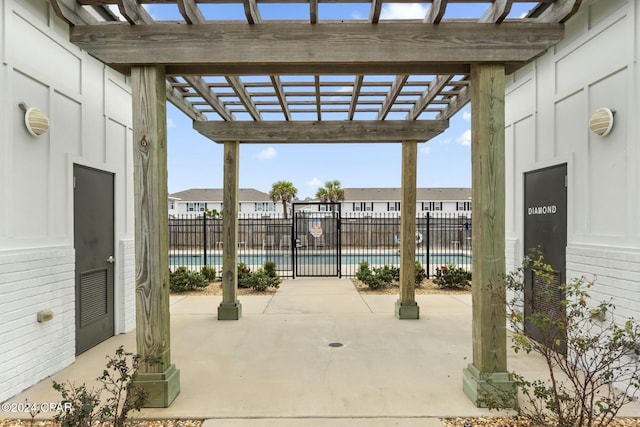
3, 278, 640, 426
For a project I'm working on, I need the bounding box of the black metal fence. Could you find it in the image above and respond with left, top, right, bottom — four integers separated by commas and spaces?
168, 212, 472, 278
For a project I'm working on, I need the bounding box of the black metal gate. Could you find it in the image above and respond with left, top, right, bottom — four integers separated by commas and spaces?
292, 203, 341, 278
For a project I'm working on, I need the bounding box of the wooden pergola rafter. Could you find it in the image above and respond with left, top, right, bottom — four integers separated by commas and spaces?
51, 0, 583, 410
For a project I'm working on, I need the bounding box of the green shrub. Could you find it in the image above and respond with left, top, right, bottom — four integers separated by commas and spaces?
53, 346, 153, 427
483, 253, 640, 427
201, 265, 217, 281
237, 262, 281, 291
433, 264, 471, 289
246, 269, 271, 292
415, 261, 427, 286
374, 265, 399, 284
170, 267, 208, 292
356, 261, 390, 290
356, 261, 372, 282
237, 263, 253, 288
357, 261, 426, 290
263, 261, 278, 278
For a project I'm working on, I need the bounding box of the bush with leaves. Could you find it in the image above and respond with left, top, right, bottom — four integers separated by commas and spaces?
356, 261, 389, 290
357, 261, 426, 290
53, 346, 153, 427
433, 264, 471, 289
200, 265, 217, 281
415, 261, 427, 286
237, 262, 253, 288
169, 266, 208, 292
237, 262, 281, 291
483, 253, 640, 427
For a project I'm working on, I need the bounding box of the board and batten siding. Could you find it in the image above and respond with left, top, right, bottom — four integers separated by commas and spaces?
504, 0, 639, 323
0, 0, 135, 402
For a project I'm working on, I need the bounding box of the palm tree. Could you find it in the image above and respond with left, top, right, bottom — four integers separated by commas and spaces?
315, 180, 345, 211
269, 181, 298, 219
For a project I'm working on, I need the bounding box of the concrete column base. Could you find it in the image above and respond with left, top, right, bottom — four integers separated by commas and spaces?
134, 364, 180, 408
462, 363, 517, 408
395, 300, 419, 319
218, 301, 242, 320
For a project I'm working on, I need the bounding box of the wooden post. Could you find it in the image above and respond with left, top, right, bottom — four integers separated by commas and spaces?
462, 63, 515, 407
218, 141, 242, 320
395, 140, 419, 319
131, 65, 180, 407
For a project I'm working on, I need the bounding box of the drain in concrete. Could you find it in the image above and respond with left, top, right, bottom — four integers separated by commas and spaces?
328, 342, 343, 347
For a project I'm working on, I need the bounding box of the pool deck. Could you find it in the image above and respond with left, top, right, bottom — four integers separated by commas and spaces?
6, 277, 637, 426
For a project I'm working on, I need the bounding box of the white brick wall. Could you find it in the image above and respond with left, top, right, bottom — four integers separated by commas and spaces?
0, 247, 75, 403
566, 244, 640, 323
119, 239, 136, 333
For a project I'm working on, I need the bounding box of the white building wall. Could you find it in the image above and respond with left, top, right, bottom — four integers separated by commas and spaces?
505, 0, 639, 322
0, 0, 135, 402
342, 200, 469, 215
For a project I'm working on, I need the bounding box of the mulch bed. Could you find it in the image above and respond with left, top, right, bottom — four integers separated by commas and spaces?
351, 278, 471, 295
442, 417, 640, 426
170, 278, 471, 297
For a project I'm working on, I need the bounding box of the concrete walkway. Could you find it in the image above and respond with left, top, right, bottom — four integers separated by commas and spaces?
3, 278, 640, 426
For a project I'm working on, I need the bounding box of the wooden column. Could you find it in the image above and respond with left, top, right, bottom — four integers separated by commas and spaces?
395, 140, 419, 319
131, 65, 180, 407
218, 141, 242, 320
462, 63, 515, 407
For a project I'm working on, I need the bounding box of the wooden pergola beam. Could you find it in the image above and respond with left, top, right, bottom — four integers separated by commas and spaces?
406, 75, 452, 120
165, 80, 206, 121
194, 120, 448, 144
424, 0, 448, 23
377, 75, 408, 120
176, 0, 205, 24
50, 0, 98, 25
70, 22, 564, 75
536, 0, 583, 23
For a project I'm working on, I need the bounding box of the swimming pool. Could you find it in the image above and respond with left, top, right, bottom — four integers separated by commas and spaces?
169, 252, 471, 269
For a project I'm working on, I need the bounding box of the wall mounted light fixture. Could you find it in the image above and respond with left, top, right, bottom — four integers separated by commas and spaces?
18, 102, 50, 137
589, 108, 615, 137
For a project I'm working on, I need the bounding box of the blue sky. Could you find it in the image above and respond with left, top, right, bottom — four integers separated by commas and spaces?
114, 3, 538, 198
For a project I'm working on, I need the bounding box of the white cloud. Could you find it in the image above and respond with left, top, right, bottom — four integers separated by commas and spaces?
420, 145, 431, 155
307, 177, 323, 188
462, 111, 471, 121
257, 147, 277, 160
436, 137, 452, 145
380, 3, 428, 20
457, 130, 471, 146
167, 117, 176, 129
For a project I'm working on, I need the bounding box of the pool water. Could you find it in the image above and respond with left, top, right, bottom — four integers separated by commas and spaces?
169, 253, 471, 268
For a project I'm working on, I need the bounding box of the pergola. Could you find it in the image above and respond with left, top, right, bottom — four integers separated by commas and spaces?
51, 0, 580, 409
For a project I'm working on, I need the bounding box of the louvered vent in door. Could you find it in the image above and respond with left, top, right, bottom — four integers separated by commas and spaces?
80, 269, 108, 327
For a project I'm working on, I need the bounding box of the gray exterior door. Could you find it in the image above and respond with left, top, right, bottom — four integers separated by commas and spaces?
74, 164, 115, 355
523, 163, 567, 354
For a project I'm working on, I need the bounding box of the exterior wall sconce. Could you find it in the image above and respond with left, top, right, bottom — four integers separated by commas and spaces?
588, 108, 615, 136
18, 102, 50, 137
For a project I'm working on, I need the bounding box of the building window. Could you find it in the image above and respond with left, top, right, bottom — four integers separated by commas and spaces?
319, 204, 328, 211
168, 199, 175, 210
353, 202, 373, 212
255, 202, 275, 212
187, 202, 205, 212
387, 202, 400, 211
422, 202, 442, 211
456, 201, 471, 211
